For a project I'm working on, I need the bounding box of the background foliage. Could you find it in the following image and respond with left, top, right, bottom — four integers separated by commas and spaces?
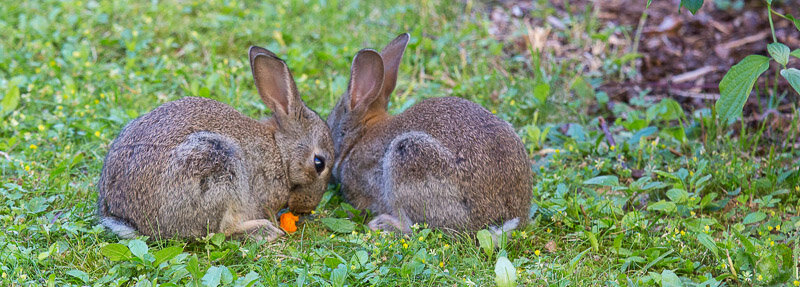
1, 0, 799, 286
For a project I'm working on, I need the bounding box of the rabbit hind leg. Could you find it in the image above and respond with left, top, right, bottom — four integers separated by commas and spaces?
379, 132, 470, 231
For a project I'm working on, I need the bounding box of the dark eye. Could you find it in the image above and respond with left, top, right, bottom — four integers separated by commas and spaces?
313, 155, 325, 174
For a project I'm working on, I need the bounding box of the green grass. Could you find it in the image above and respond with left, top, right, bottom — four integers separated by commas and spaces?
2, 0, 800, 286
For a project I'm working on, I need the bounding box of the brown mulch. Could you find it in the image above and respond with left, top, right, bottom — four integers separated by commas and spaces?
484, 0, 799, 124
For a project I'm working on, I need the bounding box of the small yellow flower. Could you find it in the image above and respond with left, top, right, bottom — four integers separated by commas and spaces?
776, 225, 780, 231
768, 225, 773, 231
491, 109, 497, 114
72, 51, 80, 57
546, 228, 552, 233
25, 165, 30, 171
520, 231, 527, 239
770, 211, 775, 217
692, 156, 697, 162
38, 124, 45, 131
757, 275, 763, 281
400, 239, 405, 243
510, 100, 515, 106
680, 230, 685, 236
29, 144, 38, 150
534, 249, 541, 256
403, 243, 408, 249
555, 149, 560, 154
793, 280, 799, 286
310, 210, 315, 214
330, 234, 335, 239
444, 244, 450, 249
439, 261, 444, 268
610, 145, 615, 151
690, 211, 696, 217
57, 106, 63, 110
94, 131, 101, 137
375, 242, 381, 246
721, 263, 726, 269
100, 93, 105, 99
769, 240, 774, 247
94, 99, 100, 104
418, 236, 423, 242
689, 171, 694, 177
796, 186, 799, 192
704, 225, 710, 232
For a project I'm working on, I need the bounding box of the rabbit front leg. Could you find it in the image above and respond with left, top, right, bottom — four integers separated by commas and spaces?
368, 210, 412, 233
373, 132, 471, 232
227, 219, 285, 241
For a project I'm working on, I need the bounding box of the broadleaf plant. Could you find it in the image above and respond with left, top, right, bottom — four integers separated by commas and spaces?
679, 0, 704, 14
715, 0, 800, 123
716, 55, 770, 123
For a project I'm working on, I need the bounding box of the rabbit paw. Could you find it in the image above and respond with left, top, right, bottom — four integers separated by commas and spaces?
238, 219, 285, 242
368, 214, 410, 233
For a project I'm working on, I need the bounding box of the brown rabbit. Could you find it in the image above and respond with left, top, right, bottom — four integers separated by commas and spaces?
327, 34, 533, 235
96, 46, 333, 241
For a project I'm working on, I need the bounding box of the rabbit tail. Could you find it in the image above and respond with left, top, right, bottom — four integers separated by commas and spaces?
488, 217, 520, 246
100, 216, 139, 239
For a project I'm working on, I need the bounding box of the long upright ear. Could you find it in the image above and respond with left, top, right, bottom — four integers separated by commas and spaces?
375, 33, 410, 108
348, 49, 384, 111
249, 46, 301, 118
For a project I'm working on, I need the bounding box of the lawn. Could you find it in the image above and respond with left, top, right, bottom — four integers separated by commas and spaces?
1, 0, 799, 286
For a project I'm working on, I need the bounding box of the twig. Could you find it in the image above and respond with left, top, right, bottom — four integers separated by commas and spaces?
668, 89, 720, 100
671, 66, 716, 84
50, 211, 63, 224
726, 248, 738, 279
598, 117, 617, 147
715, 31, 770, 54
598, 117, 629, 171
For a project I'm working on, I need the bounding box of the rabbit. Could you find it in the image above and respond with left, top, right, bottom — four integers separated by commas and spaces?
327, 33, 533, 235
96, 46, 334, 241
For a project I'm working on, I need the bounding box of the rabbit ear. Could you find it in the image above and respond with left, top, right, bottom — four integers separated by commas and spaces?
347, 49, 385, 111
249, 46, 302, 119
376, 33, 410, 106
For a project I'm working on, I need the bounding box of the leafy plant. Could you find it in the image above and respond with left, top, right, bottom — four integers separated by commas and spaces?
714, 0, 800, 122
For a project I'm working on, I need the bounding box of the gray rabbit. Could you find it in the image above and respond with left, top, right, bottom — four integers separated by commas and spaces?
97, 46, 333, 241
327, 34, 533, 234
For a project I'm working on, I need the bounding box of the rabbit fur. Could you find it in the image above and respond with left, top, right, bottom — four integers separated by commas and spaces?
96, 46, 333, 241
327, 34, 533, 234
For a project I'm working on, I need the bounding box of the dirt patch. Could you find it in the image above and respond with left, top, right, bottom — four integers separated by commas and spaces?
484, 0, 799, 119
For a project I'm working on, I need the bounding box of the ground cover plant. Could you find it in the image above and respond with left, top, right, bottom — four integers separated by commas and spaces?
1, 0, 800, 286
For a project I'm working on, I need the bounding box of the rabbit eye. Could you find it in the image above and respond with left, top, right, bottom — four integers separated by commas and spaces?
313, 155, 325, 174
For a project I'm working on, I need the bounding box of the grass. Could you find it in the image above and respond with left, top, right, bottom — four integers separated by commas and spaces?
1, 0, 799, 286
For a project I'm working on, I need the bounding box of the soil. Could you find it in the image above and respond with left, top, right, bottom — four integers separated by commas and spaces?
484, 0, 800, 126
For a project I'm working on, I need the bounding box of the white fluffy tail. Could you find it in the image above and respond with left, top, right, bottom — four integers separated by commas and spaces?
100, 216, 139, 239
489, 217, 520, 246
